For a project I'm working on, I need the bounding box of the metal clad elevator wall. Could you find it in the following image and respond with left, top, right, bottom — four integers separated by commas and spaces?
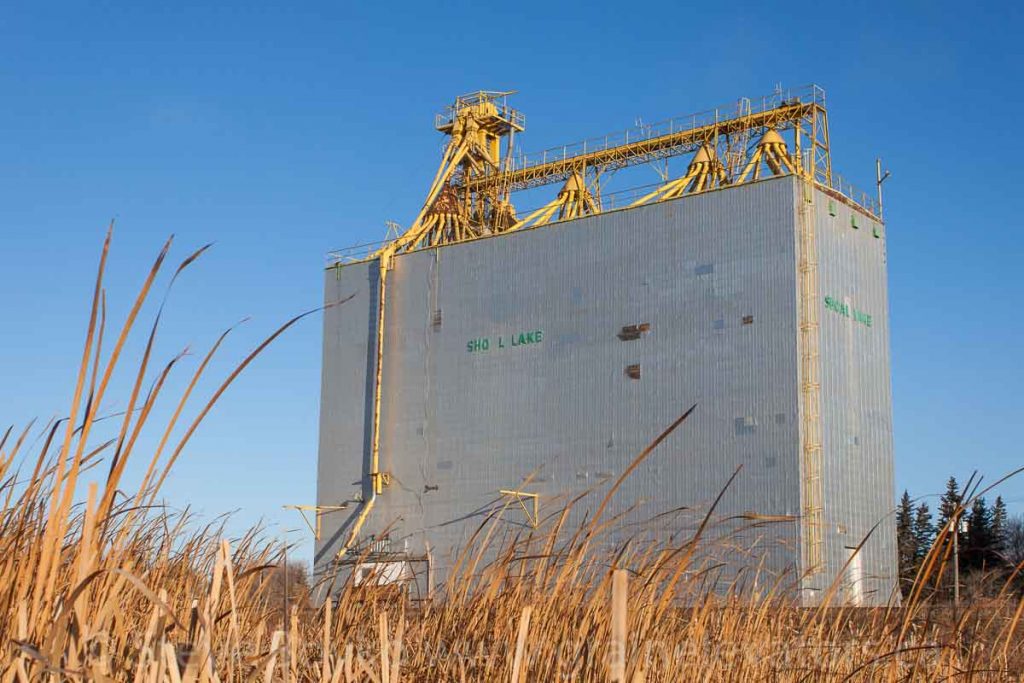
317, 175, 896, 604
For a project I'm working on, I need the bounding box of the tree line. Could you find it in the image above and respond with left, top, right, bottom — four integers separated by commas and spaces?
896, 476, 1024, 597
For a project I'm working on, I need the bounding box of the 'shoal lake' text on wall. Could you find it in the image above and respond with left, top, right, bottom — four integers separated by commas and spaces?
467, 330, 544, 353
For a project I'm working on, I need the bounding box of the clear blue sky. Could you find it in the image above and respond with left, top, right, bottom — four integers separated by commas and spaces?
2, 1, 1021, 557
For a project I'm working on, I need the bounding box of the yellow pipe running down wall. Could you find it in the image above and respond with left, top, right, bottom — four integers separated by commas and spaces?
336, 249, 392, 560
336, 135, 473, 560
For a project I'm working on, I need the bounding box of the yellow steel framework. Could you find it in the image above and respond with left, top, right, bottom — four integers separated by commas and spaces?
387, 91, 525, 253
628, 144, 727, 205
283, 504, 348, 541
499, 489, 540, 529
333, 85, 866, 566
378, 85, 839, 256
511, 172, 599, 230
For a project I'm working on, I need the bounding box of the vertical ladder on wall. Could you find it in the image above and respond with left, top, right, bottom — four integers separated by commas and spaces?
797, 175, 825, 577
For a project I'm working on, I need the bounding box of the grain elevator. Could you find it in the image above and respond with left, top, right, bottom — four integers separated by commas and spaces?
315, 86, 896, 605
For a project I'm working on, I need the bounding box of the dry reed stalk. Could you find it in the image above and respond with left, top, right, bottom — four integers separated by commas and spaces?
610, 569, 627, 683
2, 233, 1023, 681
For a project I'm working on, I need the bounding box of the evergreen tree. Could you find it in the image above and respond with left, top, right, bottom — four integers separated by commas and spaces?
896, 490, 917, 594
992, 496, 1008, 560
912, 502, 935, 564
937, 477, 962, 531
1005, 514, 1024, 568
965, 497, 994, 570
936, 478, 963, 591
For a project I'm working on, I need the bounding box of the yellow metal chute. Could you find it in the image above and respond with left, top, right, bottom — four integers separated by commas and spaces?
510, 172, 599, 230
737, 128, 798, 183
629, 144, 727, 207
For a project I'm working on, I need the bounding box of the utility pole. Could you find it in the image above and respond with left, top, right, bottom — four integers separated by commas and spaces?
951, 514, 968, 607
952, 516, 960, 607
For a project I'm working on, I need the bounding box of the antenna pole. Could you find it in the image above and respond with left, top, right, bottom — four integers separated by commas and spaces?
876, 158, 891, 219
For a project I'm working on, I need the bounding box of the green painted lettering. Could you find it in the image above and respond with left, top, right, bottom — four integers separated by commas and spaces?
467, 328, 545, 352
825, 295, 874, 328
467, 337, 492, 352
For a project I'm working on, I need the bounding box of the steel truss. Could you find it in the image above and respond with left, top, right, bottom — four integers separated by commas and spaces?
382, 85, 845, 258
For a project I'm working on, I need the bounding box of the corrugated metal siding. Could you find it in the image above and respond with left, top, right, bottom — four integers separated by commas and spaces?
315, 260, 380, 567
316, 176, 896, 604
811, 190, 897, 604
318, 177, 804, 592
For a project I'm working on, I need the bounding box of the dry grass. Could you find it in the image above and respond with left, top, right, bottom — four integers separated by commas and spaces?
2, 231, 1023, 681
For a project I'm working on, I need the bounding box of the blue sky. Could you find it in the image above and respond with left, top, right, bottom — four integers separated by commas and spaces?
1, 1, 1021, 557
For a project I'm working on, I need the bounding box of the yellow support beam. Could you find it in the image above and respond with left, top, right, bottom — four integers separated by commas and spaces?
510, 172, 598, 231
500, 489, 540, 528
283, 504, 349, 540
468, 99, 824, 194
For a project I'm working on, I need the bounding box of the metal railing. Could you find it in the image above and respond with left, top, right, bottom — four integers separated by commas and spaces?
327, 167, 881, 266
827, 171, 880, 218
510, 170, 880, 223
793, 149, 879, 218
506, 85, 824, 174
327, 239, 392, 265
434, 91, 526, 131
